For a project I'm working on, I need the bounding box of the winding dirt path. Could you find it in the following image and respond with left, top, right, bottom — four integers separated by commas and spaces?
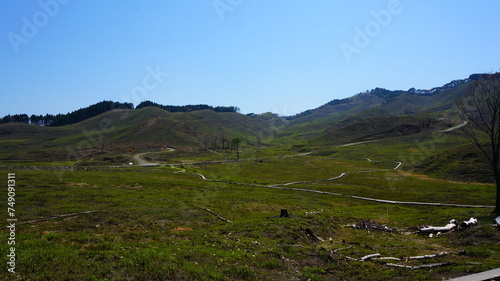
441, 121, 468, 133
132, 149, 493, 209
173, 158, 494, 209
336, 140, 382, 148
133, 148, 175, 166
133, 153, 157, 166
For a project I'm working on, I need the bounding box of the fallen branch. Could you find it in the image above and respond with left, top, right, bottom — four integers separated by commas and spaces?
164, 199, 231, 223
386, 262, 451, 269
419, 219, 458, 234
331, 249, 458, 266
360, 253, 381, 261
19, 210, 100, 225
346, 219, 398, 233
408, 251, 454, 260
196, 206, 232, 223
328, 248, 358, 262
332, 246, 352, 252
378, 257, 401, 261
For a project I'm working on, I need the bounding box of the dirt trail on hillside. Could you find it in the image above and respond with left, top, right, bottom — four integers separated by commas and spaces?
174, 158, 493, 209
336, 121, 469, 148
336, 140, 381, 148
133, 153, 156, 166
441, 121, 468, 133
132, 149, 493, 209
133, 148, 175, 166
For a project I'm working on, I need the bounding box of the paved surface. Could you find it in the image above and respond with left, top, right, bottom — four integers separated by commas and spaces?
448, 268, 500, 281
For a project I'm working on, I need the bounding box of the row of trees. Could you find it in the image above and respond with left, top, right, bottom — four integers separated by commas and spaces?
136, 101, 240, 113
200, 130, 242, 159
1, 101, 133, 126
0, 100, 240, 127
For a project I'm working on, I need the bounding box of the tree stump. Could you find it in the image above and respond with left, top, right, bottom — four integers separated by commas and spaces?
279, 209, 290, 218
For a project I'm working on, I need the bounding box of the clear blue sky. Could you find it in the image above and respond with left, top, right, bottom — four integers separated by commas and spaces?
1, 0, 499, 116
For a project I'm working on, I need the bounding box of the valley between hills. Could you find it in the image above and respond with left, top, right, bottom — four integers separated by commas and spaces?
1, 73, 499, 280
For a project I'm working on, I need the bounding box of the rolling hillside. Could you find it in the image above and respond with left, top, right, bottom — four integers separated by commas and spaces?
0, 72, 492, 165
279, 75, 478, 144
0, 106, 282, 164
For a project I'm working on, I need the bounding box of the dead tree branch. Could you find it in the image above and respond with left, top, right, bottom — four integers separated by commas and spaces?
386, 262, 451, 269
19, 210, 100, 225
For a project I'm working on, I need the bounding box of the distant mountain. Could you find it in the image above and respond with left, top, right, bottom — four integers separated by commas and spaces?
278, 73, 486, 144
286, 73, 482, 121
0, 71, 496, 163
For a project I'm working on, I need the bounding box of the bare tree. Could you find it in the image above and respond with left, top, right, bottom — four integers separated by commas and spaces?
231, 138, 242, 160
256, 134, 262, 150
210, 136, 217, 150
219, 130, 230, 150
457, 73, 500, 215
201, 134, 211, 151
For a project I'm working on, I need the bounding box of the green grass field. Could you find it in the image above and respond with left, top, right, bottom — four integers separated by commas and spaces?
1, 147, 499, 280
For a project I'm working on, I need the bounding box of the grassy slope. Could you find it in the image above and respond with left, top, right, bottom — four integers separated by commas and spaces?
310, 115, 421, 146
278, 94, 386, 143
2, 151, 498, 280
280, 81, 470, 145
0, 108, 281, 164
2, 85, 500, 279
416, 142, 494, 183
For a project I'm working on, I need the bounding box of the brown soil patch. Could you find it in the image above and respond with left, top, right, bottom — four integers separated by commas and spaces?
398, 171, 493, 186
173, 227, 193, 232
66, 182, 90, 187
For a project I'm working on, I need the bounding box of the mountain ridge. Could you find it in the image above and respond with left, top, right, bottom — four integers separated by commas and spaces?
0, 71, 497, 164
0, 72, 489, 127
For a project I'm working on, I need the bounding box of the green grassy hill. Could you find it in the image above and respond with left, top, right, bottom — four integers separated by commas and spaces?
280, 79, 472, 145
310, 115, 423, 146
416, 143, 494, 183
0, 107, 285, 164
